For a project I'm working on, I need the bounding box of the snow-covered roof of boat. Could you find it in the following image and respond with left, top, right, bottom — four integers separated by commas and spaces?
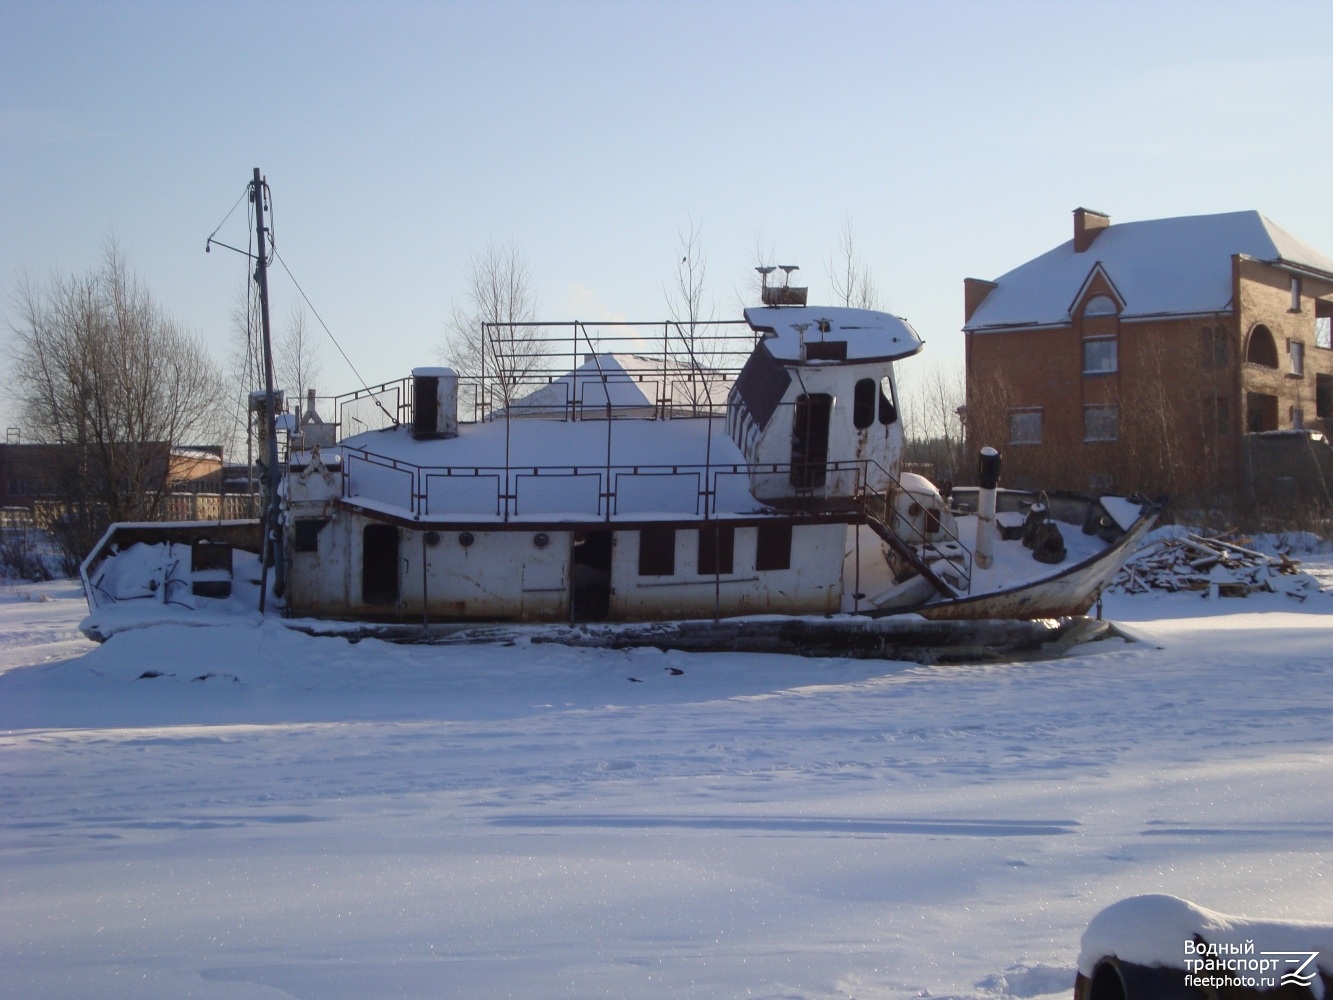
330, 418, 765, 519
506, 353, 731, 417
966, 210, 1333, 332
744, 306, 924, 363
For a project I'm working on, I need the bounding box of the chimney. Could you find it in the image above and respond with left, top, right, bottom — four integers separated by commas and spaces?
1073, 207, 1110, 253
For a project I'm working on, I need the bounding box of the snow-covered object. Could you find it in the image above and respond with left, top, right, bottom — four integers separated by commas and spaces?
1113, 527, 1323, 599
966, 211, 1333, 332
1079, 895, 1332, 997
744, 305, 923, 362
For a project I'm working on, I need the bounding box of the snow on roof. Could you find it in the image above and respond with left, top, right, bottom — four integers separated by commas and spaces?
744, 306, 924, 362
1078, 894, 1333, 980
966, 211, 1333, 332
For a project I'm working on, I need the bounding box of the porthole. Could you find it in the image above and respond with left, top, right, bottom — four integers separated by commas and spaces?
458, 531, 475, 547
533, 532, 550, 549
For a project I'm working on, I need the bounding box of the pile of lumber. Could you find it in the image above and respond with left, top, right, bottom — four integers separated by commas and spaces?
1113, 531, 1317, 599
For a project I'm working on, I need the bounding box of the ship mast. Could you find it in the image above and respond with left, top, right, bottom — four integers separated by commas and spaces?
252, 167, 285, 604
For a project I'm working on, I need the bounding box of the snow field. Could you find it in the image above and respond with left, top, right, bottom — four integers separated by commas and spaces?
1, 574, 1330, 999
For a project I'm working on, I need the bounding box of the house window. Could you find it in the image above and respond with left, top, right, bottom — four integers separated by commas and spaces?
1083, 337, 1117, 375
1317, 316, 1332, 350
1084, 294, 1118, 316
1317, 373, 1332, 419
1290, 277, 1302, 312
1292, 406, 1305, 430
853, 378, 876, 430
1289, 339, 1305, 376
638, 528, 676, 576
1246, 325, 1278, 368
697, 524, 734, 575
1008, 408, 1042, 445
1084, 404, 1119, 442
755, 522, 792, 572
1202, 327, 1228, 369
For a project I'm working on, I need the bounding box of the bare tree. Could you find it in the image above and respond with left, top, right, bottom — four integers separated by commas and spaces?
902, 362, 967, 483
827, 217, 880, 309
6, 243, 226, 563
662, 215, 732, 411
275, 305, 322, 416
438, 239, 539, 407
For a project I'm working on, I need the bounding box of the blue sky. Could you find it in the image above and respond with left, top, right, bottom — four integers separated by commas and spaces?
4, 0, 1333, 430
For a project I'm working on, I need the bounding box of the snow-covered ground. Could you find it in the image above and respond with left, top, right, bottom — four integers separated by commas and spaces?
3, 556, 1331, 999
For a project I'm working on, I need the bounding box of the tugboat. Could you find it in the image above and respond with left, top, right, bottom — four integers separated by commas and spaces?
78, 172, 1162, 649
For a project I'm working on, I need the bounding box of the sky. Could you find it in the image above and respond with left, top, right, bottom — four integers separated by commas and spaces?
4, 0, 1333, 434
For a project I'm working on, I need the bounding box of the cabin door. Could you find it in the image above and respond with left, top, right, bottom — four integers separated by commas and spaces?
790, 393, 832, 489
362, 523, 400, 606
571, 530, 612, 620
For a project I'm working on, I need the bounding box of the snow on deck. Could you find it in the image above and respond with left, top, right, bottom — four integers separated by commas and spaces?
332, 416, 766, 518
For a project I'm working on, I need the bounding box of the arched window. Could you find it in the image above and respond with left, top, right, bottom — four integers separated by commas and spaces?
853, 379, 876, 429
1246, 325, 1279, 368
1083, 294, 1118, 316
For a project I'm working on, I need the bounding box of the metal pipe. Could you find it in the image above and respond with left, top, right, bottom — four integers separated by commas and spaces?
974, 447, 1001, 570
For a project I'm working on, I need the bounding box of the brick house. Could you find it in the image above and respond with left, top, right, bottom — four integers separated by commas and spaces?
963, 208, 1333, 503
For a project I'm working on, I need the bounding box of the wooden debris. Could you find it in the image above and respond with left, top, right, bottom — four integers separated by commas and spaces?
1112, 530, 1317, 599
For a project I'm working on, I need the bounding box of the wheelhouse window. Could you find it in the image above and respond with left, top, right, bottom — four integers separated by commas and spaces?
878, 377, 897, 425
1008, 408, 1042, 445
1083, 404, 1119, 442
1083, 337, 1117, 375
852, 378, 876, 430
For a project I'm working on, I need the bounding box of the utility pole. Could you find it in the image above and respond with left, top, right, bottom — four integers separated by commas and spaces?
252, 168, 286, 603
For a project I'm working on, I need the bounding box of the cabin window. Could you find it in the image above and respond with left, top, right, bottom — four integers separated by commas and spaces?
697, 524, 735, 575
1289, 339, 1305, 376
1082, 337, 1117, 375
362, 524, 400, 606
878, 377, 897, 425
790, 393, 832, 488
294, 518, 329, 552
1008, 408, 1043, 445
1083, 404, 1118, 442
755, 522, 793, 572
638, 527, 675, 576
1201, 327, 1228, 369
852, 379, 876, 430
1246, 325, 1279, 368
